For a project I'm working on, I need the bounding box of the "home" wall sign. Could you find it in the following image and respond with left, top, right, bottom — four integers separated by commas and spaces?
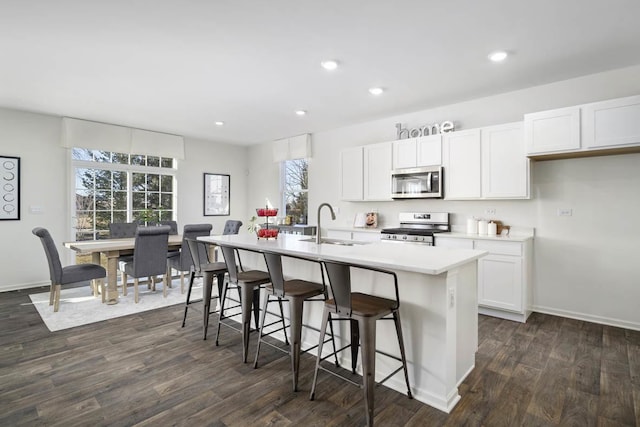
395, 120, 455, 139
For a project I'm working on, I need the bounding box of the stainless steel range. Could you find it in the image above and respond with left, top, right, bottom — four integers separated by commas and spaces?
381, 212, 450, 245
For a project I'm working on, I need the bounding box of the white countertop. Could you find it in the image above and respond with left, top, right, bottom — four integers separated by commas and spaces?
326, 226, 381, 233
200, 233, 486, 276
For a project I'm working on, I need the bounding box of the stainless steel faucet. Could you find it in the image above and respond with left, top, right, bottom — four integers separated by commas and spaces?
316, 203, 336, 244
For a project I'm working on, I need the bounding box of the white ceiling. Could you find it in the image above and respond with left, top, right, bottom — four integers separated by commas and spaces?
2, 0, 640, 146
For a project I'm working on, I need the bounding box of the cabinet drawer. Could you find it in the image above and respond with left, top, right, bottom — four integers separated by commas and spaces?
474, 240, 522, 256
436, 237, 474, 249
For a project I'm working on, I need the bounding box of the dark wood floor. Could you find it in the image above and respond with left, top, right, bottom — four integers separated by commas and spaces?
1, 286, 639, 426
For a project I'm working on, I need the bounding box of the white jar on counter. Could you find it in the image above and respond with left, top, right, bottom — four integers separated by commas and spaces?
466, 218, 478, 234
478, 220, 488, 235
488, 221, 497, 236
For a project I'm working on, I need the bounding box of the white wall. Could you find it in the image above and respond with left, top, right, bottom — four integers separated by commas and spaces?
247, 64, 640, 329
0, 108, 249, 291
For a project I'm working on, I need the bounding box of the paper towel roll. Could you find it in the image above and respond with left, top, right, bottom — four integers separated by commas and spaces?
466, 218, 478, 234
488, 221, 497, 236
478, 220, 488, 235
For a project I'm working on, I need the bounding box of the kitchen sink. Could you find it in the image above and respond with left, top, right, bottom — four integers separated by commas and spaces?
298, 237, 369, 246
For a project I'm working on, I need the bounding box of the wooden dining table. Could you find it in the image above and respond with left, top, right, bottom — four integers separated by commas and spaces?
64, 234, 184, 304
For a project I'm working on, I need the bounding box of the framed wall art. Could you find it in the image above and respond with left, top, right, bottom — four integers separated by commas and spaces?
1, 155, 20, 220
203, 173, 230, 216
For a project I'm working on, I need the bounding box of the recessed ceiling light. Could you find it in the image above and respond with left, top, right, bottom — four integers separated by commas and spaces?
320, 60, 338, 71
295, 110, 307, 116
368, 87, 384, 96
215, 121, 224, 126
488, 51, 508, 62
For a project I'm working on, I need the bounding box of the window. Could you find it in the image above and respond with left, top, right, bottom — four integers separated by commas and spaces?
72, 148, 176, 240
281, 158, 308, 224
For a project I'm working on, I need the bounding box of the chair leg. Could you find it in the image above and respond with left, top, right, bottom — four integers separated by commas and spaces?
327, 313, 340, 367
289, 296, 305, 392
214, 279, 229, 344
180, 272, 185, 293
182, 271, 196, 327
253, 293, 271, 369
122, 273, 128, 296
240, 283, 254, 363
134, 278, 139, 303
309, 306, 330, 401
53, 284, 61, 312
101, 280, 106, 304
49, 283, 55, 306
360, 318, 377, 427
277, 297, 289, 346
163, 274, 167, 298
350, 319, 360, 374
393, 310, 413, 399
202, 271, 214, 340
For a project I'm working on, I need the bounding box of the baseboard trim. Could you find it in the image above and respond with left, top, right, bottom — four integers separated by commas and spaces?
531, 304, 640, 331
0, 281, 49, 293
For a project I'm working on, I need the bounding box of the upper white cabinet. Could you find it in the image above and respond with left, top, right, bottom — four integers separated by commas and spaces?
340, 142, 392, 201
481, 122, 529, 199
525, 94, 640, 159
443, 129, 482, 199
340, 146, 363, 201
444, 122, 529, 200
582, 95, 640, 149
524, 106, 581, 155
392, 135, 442, 169
363, 142, 393, 201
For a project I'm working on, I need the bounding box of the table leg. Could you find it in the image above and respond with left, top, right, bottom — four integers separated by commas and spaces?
104, 250, 120, 305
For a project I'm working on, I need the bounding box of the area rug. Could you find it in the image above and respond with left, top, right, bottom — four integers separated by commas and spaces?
29, 278, 202, 332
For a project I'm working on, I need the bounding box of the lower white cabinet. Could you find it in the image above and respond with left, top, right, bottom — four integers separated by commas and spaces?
437, 236, 532, 322
327, 229, 381, 242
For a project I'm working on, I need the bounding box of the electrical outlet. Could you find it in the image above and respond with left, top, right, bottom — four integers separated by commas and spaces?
557, 208, 573, 217
485, 208, 496, 215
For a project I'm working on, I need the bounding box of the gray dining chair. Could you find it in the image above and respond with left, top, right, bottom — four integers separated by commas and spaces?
109, 220, 139, 293
119, 225, 171, 303
167, 223, 213, 293
32, 227, 106, 312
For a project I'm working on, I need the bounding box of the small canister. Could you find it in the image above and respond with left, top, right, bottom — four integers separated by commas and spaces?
466, 218, 478, 234
488, 221, 497, 236
478, 220, 488, 235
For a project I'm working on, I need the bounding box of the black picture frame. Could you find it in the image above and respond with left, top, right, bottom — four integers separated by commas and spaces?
203, 173, 230, 216
1, 155, 20, 221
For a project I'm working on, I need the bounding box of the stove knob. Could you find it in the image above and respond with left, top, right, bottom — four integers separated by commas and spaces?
402, 236, 407, 240
392, 235, 396, 240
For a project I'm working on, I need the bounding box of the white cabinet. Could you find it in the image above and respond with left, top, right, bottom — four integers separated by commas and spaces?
392, 135, 442, 169
437, 236, 532, 323
443, 129, 481, 199
443, 123, 528, 200
582, 95, 640, 149
363, 142, 393, 201
525, 95, 640, 159
340, 147, 363, 201
327, 229, 381, 242
340, 142, 392, 201
524, 106, 581, 155
481, 122, 529, 199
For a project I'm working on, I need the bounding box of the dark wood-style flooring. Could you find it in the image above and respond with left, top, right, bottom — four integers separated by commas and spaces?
1, 286, 639, 426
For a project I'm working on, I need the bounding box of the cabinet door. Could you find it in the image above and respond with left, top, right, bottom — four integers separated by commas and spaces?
435, 237, 474, 249
443, 129, 481, 199
524, 106, 581, 154
481, 122, 529, 199
478, 254, 522, 312
582, 95, 640, 149
340, 147, 363, 200
352, 231, 381, 242
392, 139, 417, 169
363, 142, 393, 200
416, 134, 442, 166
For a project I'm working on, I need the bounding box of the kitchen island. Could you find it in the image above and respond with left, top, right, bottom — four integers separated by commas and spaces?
199, 233, 486, 412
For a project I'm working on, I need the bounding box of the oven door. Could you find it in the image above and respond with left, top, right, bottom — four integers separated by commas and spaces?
391, 166, 442, 199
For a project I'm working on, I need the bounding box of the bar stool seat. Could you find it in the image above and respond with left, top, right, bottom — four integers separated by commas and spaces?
310, 260, 412, 427
254, 251, 339, 391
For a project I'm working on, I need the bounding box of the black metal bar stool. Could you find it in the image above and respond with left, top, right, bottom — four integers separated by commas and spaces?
217, 244, 278, 363
182, 238, 228, 340
309, 260, 412, 427
253, 251, 339, 391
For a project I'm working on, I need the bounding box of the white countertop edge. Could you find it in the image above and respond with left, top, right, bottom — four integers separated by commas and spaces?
326, 226, 382, 233
200, 234, 486, 276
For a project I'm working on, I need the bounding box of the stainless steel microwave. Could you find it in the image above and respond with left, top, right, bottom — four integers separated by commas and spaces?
391, 166, 443, 199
